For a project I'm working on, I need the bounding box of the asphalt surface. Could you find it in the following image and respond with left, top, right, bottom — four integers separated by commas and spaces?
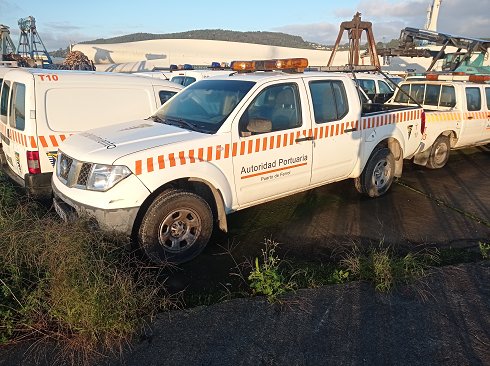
1, 146, 489, 365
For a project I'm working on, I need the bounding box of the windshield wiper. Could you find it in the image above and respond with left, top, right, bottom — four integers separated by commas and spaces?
150, 115, 198, 131
166, 118, 198, 131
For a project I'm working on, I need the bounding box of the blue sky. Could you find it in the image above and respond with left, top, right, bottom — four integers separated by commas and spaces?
1, 0, 488, 51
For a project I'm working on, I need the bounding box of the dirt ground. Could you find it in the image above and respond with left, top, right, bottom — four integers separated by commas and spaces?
1, 147, 489, 366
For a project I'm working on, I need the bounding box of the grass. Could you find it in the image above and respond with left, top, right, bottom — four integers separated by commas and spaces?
0, 174, 178, 365
1, 165, 487, 363
340, 244, 439, 293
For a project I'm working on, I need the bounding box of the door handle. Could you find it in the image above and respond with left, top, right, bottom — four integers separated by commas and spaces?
295, 136, 314, 143
467, 116, 474, 120
344, 128, 357, 132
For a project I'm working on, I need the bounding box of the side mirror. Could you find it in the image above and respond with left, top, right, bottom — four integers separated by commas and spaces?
241, 118, 272, 136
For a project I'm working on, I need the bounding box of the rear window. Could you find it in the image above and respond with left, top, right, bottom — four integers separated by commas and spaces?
486, 88, 490, 109
45, 88, 155, 132
171, 76, 196, 87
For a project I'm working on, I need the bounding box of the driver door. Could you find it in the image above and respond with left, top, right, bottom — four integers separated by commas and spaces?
232, 82, 312, 206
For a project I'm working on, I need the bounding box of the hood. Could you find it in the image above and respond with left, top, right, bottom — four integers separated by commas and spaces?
59, 119, 205, 165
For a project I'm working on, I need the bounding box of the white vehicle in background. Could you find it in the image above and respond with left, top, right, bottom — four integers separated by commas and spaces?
52, 58, 424, 264
0, 68, 183, 198
353, 73, 395, 103
169, 69, 233, 87
135, 64, 233, 87
389, 73, 490, 168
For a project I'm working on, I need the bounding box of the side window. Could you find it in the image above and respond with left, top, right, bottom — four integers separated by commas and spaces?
357, 79, 376, 95
378, 80, 393, 94
11, 83, 26, 130
239, 83, 302, 135
170, 76, 185, 86
465, 87, 481, 111
410, 84, 425, 104
424, 84, 441, 106
158, 90, 177, 105
183, 77, 196, 87
439, 85, 456, 108
309, 80, 349, 124
394, 84, 410, 103
485, 88, 490, 109
0, 80, 10, 124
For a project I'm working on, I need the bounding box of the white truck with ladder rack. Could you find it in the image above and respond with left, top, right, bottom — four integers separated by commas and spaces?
389, 73, 490, 168
52, 58, 425, 263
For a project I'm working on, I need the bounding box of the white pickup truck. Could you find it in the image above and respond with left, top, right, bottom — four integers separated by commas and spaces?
52, 58, 424, 263
389, 73, 490, 168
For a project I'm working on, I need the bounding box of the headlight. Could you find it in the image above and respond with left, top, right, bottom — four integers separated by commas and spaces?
86, 164, 132, 191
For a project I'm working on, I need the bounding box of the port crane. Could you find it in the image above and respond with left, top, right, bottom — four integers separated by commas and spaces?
17, 16, 52, 65
0, 24, 16, 61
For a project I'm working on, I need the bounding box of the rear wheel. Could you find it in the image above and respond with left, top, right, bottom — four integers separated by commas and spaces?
138, 189, 213, 264
354, 147, 395, 198
426, 135, 450, 169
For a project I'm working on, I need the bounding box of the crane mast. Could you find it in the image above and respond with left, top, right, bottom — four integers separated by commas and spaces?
425, 0, 442, 32
17, 15, 52, 65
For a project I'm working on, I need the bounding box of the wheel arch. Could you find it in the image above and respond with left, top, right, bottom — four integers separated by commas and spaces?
131, 176, 229, 241
370, 137, 404, 177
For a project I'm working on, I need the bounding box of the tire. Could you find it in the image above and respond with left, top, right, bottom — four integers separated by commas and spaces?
138, 189, 213, 264
354, 147, 395, 198
426, 135, 450, 169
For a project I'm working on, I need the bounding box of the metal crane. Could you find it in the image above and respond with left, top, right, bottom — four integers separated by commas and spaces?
0, 24, 16, 60
17, 16, 52, 65
425, 0, 442, 31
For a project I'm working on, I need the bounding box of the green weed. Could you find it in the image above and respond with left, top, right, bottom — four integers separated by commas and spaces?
247, 239, 295, 303
480, 242, 490, 259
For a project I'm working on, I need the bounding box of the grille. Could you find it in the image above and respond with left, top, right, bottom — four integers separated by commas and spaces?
77, 163, 93, 186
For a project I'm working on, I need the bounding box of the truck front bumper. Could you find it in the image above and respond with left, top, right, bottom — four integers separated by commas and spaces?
52, 181, 142, 237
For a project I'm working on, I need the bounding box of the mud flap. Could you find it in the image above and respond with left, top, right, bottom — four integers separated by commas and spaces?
413, 149, 431, 166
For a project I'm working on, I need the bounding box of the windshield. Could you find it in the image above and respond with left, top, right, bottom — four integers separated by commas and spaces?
153, 79, 255, 133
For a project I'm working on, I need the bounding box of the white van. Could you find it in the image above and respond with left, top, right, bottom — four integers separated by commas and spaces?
0, 68, 183, 198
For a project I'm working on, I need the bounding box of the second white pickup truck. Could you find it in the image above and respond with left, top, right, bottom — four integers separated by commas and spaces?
52, 58, 424, 263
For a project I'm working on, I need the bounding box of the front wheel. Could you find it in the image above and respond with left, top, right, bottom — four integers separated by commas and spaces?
354, 147, 395, 198
138, 189, 213, 264
426, 135, 450, 169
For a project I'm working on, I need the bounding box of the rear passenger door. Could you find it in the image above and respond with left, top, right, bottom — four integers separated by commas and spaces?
484, 87, 490, 142
460, 86, 486, 146
306, 77, 362, 185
